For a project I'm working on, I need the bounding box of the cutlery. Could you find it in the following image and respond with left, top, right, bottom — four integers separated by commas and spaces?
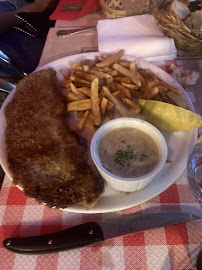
0, 79, 15, 94
0, 50, 27, 77
0, 88, 11, 94
57, 26, 96, 37
3, 211, 200, 254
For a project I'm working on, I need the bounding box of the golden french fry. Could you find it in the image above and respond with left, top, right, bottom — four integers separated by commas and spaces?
159, 80, 183, 95
85, 117, 95, 131
102, 54, 110, 59
158, 85, 169, 92
98, 55, 113, 62
70, 76, 91, 85
97, 56, 105, 62
113, 83, 125, 99
114, 76, 131, 84
129, 62, 145, 83
116, 83, 131, 99
88, 110, 94, 121
122, 97, 130, 105
138, 68, 152, 81
67, 92, 82, 101
75, 71, 97, 82
159, 91, 174, 104
107, 100, 115, 110
100, 67, 113, 73
88, 68, 113, 84
145, 69, 182, 95
78, 87, 91, 97
107, 108, 114, 120
77, 110, 90, 131
132, 103, 141, 114
72, 82, 91, 88
148, 86, 159, 99
142, 80, 156, 99
123, 98, 137, 107
123, 98, 141, 115
61, 70, 69, 79
95, 49, 124, 68
80, 59, 93, 66
61, 79, 71, 89
91, 78, 101, 126
137, 72, 146, 83
112, 91, 120, 96
118, 60, 130, 68
102, 86, 128, 117
100, 97, 108, 117
110, 82, 117, 92
129, 61, 137, 73
113, 63, 141, 87
121, 82, 138, 89
108, 70, 118, 76
166, 91, 188, 109
83, 65, 90, 72
67, 99, 92, 111
100, 88, 105, 98
70, 69, 76, 75
95, 67, 117, 76
130, 89, 142, 98
145, 69, 159, 84
78, 111, 84, 118
70, 83, 86, 99
89, 66, 100, 71
71, 63, 83, 71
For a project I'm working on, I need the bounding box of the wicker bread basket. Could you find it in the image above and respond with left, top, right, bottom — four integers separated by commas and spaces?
152, 0, 202, 51
99, 0, 150, 19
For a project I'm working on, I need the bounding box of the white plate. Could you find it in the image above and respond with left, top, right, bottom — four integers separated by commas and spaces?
0, 52, 198, 213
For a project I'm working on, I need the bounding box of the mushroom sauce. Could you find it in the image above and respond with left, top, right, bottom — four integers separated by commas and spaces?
98, 127, 160, 178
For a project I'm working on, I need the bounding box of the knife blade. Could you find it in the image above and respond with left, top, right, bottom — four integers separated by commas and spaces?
57, 27, 96, 37
3, 211, 200, 254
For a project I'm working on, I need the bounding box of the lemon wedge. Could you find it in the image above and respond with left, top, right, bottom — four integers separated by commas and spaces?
139, 99, 202, 132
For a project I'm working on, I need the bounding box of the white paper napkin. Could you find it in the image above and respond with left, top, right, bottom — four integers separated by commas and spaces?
97, 14, 177, 62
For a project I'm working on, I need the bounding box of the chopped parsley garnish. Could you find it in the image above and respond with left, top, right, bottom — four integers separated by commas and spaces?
113, 145, 149, 167
113, 145, 136, 167
139, 153, 149, 162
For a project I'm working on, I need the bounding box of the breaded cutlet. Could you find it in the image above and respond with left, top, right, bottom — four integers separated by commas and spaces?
4, 68, 104, 209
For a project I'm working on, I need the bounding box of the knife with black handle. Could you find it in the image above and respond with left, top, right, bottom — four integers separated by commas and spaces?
3, 211, 200, 254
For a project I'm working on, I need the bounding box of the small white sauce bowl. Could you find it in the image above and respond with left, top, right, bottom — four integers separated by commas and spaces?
90, 118, 168, 192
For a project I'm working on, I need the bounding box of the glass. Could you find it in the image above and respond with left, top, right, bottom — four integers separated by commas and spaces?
187, 136, 202, 202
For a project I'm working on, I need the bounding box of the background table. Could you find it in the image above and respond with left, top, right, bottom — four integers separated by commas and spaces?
0, 13, 202, 270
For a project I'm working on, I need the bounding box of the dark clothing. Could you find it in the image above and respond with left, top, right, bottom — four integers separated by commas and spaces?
0, 1, 47, 74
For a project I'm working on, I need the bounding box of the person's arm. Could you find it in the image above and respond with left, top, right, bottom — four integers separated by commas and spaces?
0, 4, 37, 35
0, 0, 59, 35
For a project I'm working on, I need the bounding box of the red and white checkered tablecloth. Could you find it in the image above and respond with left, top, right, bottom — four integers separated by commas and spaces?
0, 62, 202, 270
0, 172, 202, 270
